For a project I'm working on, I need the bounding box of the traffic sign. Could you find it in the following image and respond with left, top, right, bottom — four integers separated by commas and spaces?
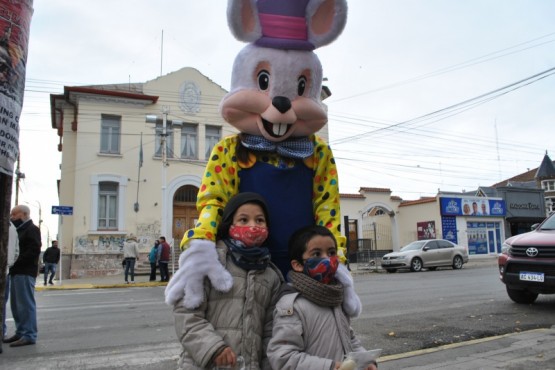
52, 205, 73, 215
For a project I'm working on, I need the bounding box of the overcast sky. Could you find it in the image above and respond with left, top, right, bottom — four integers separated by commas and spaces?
17, 0, 555, 245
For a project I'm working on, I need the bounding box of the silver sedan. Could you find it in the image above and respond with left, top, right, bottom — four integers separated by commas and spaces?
380, 239, 469, 273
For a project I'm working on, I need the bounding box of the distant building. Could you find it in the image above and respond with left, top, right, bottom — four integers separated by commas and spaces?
50, 67, 235, 278
338, 154, 552, 261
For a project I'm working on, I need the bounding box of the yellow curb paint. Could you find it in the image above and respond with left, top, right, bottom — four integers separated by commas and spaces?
379, 328, 549, 363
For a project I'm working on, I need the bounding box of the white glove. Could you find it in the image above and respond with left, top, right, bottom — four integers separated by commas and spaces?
335, 263, 362, 318
164, 239, 233, 309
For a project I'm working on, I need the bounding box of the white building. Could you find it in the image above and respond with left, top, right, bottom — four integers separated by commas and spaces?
50, 67, 235, 278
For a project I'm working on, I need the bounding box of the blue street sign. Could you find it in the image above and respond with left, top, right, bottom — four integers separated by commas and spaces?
52, 205, 73, 215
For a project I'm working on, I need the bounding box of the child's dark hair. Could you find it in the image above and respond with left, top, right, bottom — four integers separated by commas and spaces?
288, 225, 337, 263
216, 192, 270, 240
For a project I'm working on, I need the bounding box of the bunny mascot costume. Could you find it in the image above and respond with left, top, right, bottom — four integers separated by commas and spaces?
166, 0, 361, 318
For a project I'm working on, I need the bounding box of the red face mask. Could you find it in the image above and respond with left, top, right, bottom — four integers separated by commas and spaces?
229, 225, 269, 248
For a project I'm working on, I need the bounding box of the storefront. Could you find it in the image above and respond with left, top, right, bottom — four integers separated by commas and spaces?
494, 187, 546, 237
439, 196, 506, 256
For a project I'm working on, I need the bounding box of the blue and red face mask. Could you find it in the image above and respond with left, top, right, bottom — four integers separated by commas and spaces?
303, 256, 339, 284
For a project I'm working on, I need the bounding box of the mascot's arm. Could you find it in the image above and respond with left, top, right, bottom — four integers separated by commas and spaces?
167, 136, 240, 309
310, 136, 362, 318
310, 136, 347, 263
180, 136, 241, 248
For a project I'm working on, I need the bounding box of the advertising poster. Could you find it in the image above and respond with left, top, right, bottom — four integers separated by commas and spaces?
417, 221, 436, 240
440, 197, 505, 217
441, 216, 457, 244
0, 0, 33, 175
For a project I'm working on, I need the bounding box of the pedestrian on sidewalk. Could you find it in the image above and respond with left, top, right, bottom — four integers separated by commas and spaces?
158, 236, 171, 282
42, 240, 60, 286
148, 240, 160, 281
123, 235, 140, 284
3, 205, 41, 348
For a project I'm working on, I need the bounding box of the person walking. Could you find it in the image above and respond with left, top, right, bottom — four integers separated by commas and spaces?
158, 236, 171, 282
3, 205, 41, 347
122, 236, 140, 284
42, 240, 60, 286
148, 240, 160, 281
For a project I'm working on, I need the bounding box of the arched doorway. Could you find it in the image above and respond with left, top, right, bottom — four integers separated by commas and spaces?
172, 185, 199, 244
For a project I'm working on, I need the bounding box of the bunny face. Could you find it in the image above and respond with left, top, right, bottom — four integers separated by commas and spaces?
220, 44, 326, 142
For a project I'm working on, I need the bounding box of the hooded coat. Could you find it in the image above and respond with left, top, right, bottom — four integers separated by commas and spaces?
173, 242, 283, 369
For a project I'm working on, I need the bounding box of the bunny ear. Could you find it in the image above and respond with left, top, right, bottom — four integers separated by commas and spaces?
227, 0, 262, 43
307, 0, 348, 48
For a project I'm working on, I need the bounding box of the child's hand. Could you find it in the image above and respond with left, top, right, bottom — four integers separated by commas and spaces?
364, 362, 378, 370
334, 361, 342, 369
213, 347, 237, 367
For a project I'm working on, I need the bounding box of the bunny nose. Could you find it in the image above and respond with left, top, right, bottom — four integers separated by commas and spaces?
272, 96, 291, 114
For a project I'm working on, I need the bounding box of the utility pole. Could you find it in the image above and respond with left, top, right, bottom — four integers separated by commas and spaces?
14, 154, 25, 205
161, 106, 169, 243
0, 0, 34, 350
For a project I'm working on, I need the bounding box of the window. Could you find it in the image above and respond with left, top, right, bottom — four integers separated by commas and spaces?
174, 185, 199, 203
181, 124, 198, 159
546, 197, 555, 215
90, 175, 127, 232
98, 182, 118, 229
205, 125, 221, 158
541, 180, 555, 192
438, 240, 454, 249
155, 123, 174, 158
425, 241, 439, 250
100, 115, 121, 154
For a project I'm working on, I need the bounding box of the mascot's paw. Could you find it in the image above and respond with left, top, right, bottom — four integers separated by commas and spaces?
164, 240, 233, 309
335, 263, 362, 318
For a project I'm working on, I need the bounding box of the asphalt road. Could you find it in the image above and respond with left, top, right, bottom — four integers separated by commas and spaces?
351, 264, 555, 357
1, 263, 554, 369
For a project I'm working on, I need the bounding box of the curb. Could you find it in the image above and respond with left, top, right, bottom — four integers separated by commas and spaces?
35, 281, 168, 291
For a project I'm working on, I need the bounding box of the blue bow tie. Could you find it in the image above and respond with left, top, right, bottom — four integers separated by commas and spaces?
241, 134, 314, 159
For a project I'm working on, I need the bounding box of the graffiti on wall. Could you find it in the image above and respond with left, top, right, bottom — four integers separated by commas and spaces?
136, 221, 161, 249
74, 222, 160, 254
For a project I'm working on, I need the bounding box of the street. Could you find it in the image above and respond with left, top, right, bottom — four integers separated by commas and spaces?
1, 264, 554, 369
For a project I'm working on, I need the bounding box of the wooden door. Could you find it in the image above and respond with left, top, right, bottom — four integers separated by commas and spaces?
173, 205, 199, 243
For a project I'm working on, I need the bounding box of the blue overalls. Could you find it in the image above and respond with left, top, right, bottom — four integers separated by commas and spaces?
239, 159, 313, 277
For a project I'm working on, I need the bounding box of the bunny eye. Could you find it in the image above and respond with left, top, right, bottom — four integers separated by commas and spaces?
257, 70, 270, 91
297, 76, 307, 96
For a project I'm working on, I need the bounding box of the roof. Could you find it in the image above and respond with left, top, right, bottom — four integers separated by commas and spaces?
535, 153, 555, 180
64, 86, 158, 103
399, 197, 436, 207
340, 193, 365, 199
492, 154, 555, 187
359, 187, 392, 193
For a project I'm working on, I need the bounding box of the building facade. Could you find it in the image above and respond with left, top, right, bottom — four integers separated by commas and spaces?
50, 67, 236, 278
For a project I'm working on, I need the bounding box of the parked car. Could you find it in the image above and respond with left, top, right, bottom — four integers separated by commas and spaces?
381, 239, 469, 273
498, 212, 555, 304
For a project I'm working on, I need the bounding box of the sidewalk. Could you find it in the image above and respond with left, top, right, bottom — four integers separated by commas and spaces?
35, 275, 168, 291
378, 325, 555, 369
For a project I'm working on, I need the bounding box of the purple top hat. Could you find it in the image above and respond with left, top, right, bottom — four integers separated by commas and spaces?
255, 0, 314, 51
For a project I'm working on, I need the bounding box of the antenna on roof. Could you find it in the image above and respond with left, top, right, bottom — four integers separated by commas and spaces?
160, 29, 164, 77
495, 119, 502, 182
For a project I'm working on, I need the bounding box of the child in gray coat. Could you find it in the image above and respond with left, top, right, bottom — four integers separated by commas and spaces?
267, 225, 378, 370
168, 192, 283, 369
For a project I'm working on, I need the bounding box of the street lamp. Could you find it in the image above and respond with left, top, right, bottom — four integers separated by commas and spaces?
145, 109, 183, 242
146, 109, 185, 275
